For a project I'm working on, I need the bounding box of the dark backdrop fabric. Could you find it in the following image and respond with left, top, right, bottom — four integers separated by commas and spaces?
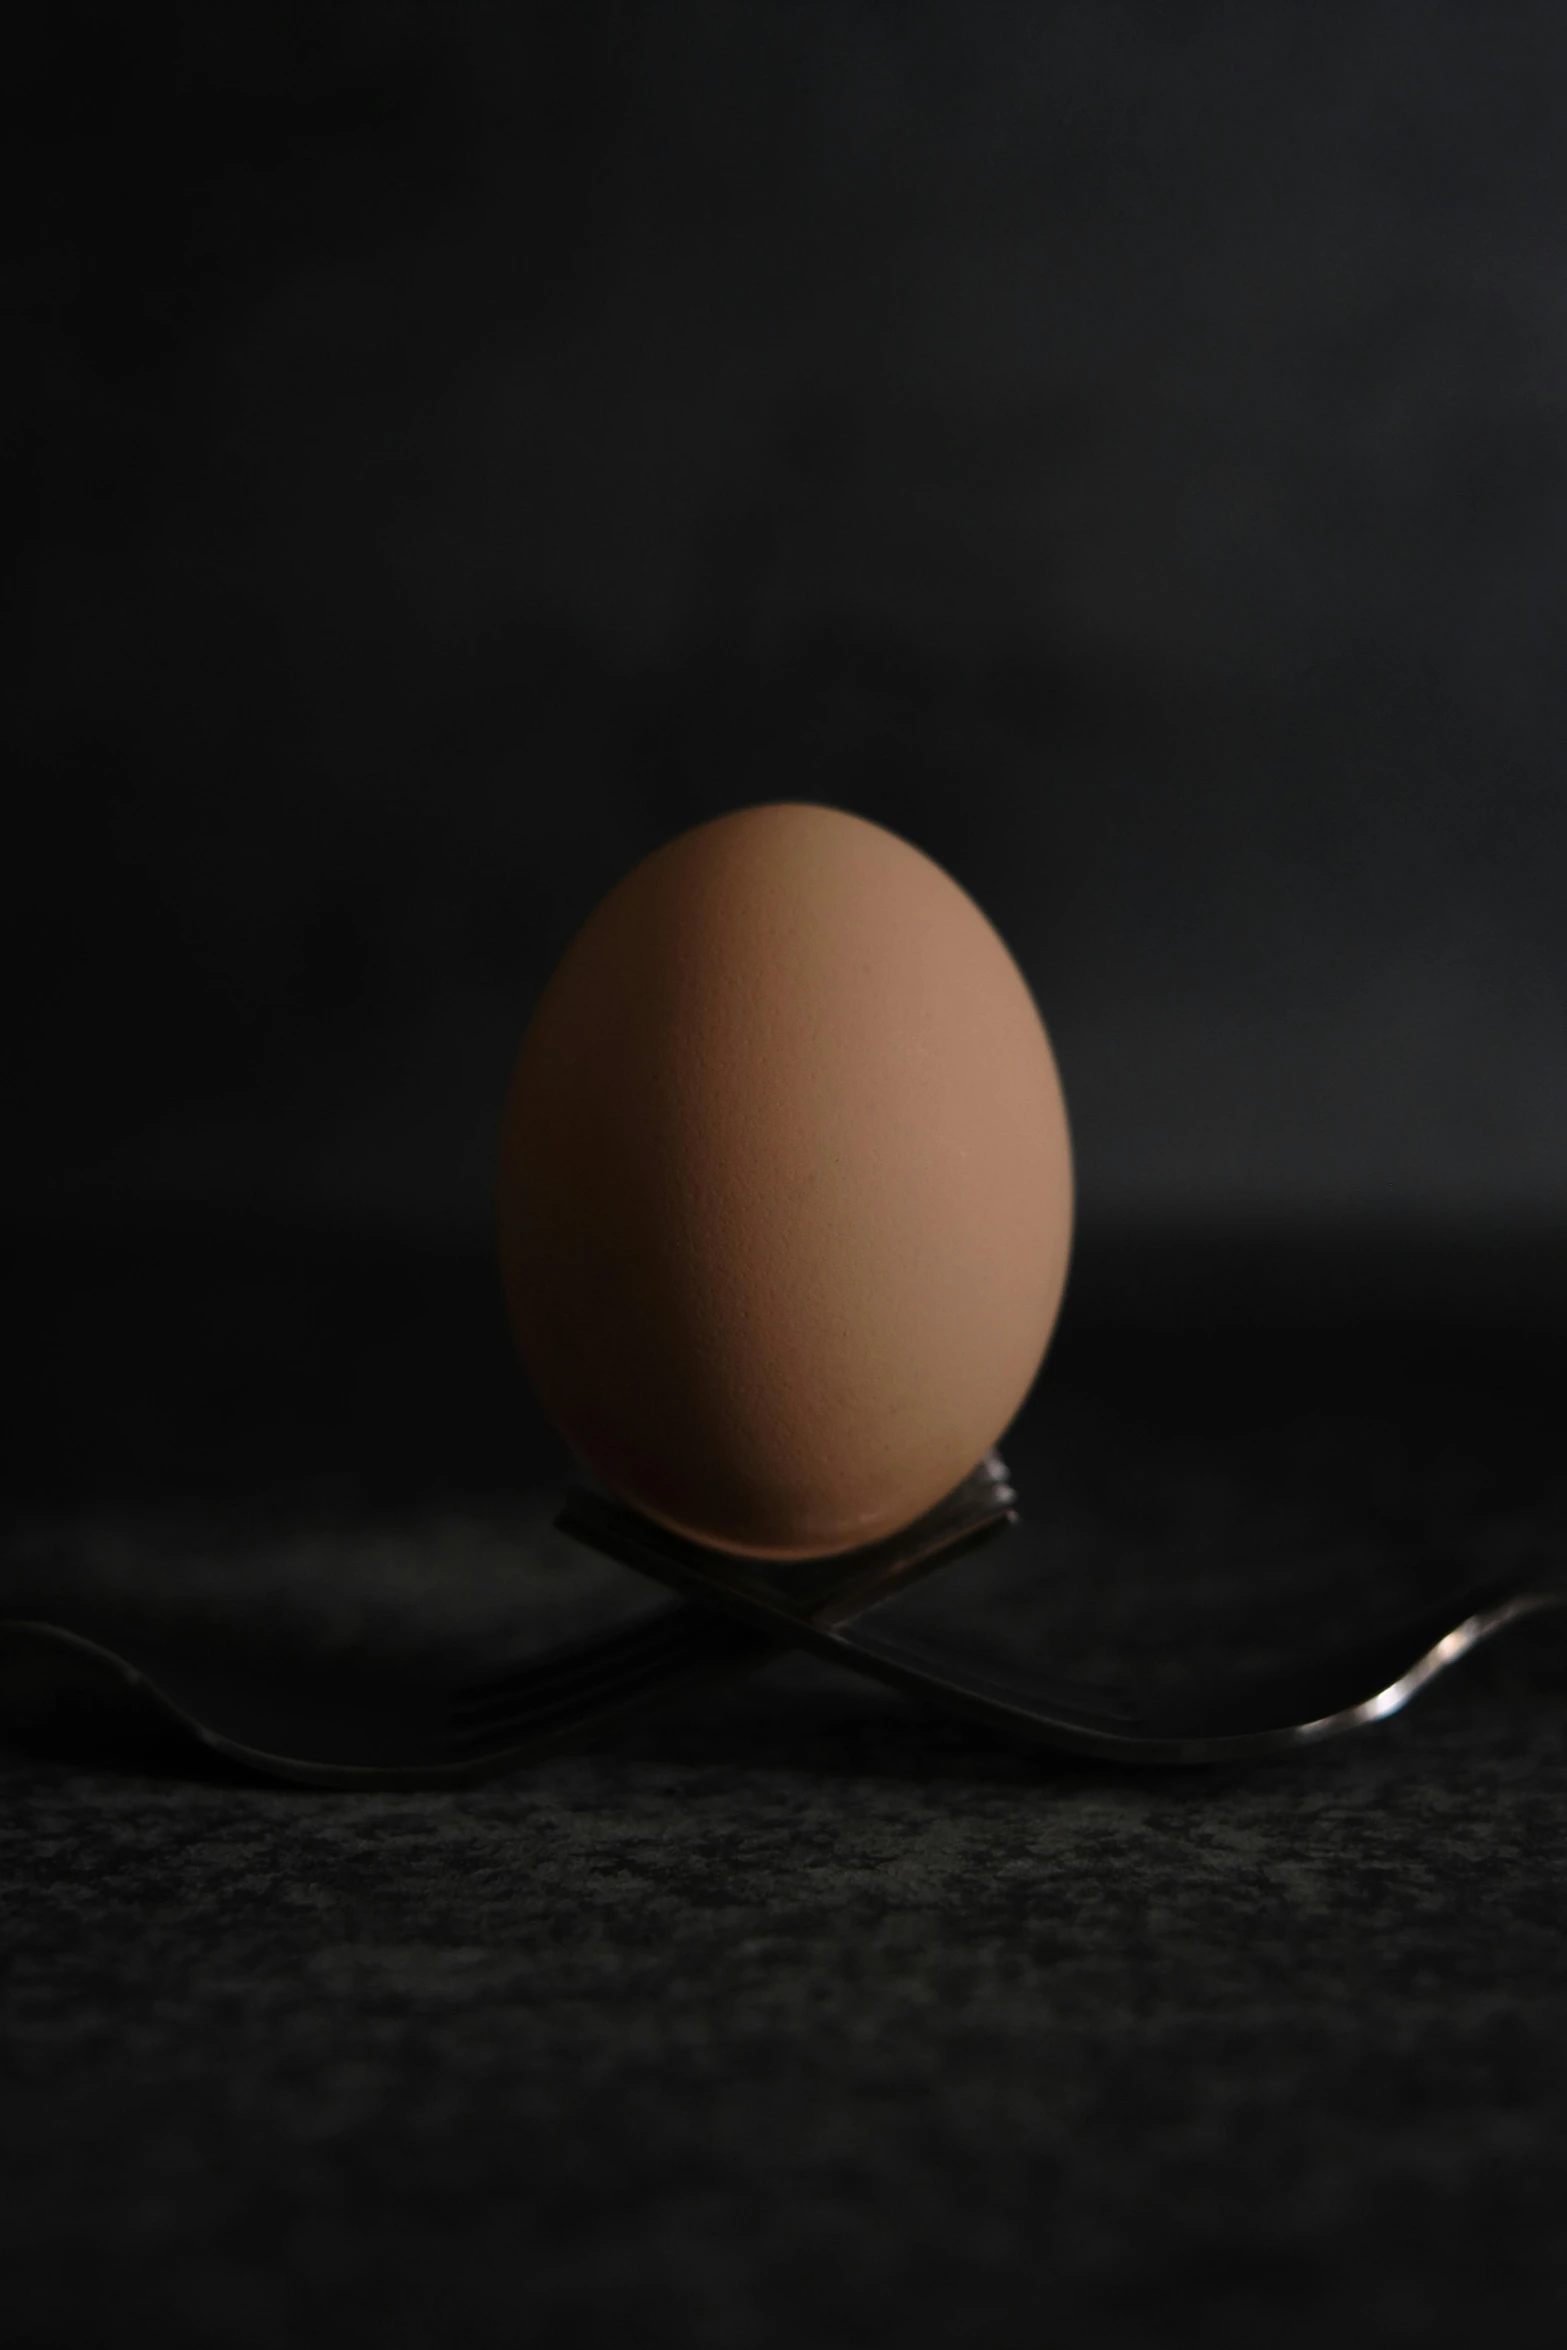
7, 0, 1567, 1234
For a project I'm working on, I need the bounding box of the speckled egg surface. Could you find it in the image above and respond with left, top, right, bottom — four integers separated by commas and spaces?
496, 803, 1073, 1558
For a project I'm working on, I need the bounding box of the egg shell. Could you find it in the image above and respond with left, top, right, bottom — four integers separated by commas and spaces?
496, 803, 1073, 1559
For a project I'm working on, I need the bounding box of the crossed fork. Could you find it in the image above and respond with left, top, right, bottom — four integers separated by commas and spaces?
1, 1452, 1561, 1785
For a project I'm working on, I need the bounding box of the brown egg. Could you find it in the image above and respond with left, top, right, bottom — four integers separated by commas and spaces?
496, 804, 1073, 1559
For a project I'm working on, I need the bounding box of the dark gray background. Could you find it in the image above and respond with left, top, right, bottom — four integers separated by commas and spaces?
9, 0, 1567, 1237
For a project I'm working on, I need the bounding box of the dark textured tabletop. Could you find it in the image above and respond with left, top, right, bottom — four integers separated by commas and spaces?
6, 1226, 1567, 2348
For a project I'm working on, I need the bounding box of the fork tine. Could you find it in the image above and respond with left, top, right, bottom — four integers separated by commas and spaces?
435, 1604, 774, 1759
433, 1645, 758, 1762
447, 1603, 768, 1723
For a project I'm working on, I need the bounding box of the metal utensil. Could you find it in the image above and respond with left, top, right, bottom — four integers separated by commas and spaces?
0, 1458, 1016, 1787
2, 1454, 1561, 1783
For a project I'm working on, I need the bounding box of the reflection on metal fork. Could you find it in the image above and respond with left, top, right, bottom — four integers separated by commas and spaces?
560, 1462, 1567, 1766
0, 1451, 1562, 1783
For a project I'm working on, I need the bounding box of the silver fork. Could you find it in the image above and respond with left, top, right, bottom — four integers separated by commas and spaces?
1, 1454, 1562, 1785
